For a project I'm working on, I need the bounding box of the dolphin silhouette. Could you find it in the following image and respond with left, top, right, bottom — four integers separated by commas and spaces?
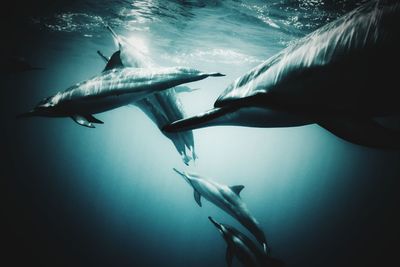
173, 168, 269, 255
208, 217, 284, 267
98, 26, 200, 164
17, 67, 224, 128
164, 0, 400, 149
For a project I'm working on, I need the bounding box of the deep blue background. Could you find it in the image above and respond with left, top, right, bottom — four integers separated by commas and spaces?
3, 1, 400, 266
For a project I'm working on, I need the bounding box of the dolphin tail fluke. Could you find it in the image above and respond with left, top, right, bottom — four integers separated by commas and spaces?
163, 107, 234, 132
318, 117, 400, 149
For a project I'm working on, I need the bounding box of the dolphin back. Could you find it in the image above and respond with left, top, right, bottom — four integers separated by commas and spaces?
215, 0, 400, 111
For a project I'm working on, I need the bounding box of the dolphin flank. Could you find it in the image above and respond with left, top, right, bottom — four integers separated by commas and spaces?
17, 66, 224, 128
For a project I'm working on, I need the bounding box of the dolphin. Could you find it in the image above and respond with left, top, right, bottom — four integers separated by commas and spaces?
164, 0, 400, 149
17, 67, 224, 128
173, 168, 269, 255
208, 217, 284, 267
98, 26, 199, 164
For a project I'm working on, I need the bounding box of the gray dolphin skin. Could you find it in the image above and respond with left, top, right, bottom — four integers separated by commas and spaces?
173, 168, 269, 255
99, 26, 200, 164
164, 0, 400, 149
208, 217, 284, 267
17, 67, 224, 128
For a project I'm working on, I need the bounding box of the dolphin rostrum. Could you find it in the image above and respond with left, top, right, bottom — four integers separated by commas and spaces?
164, 0, 400, 149
208, 217, 284, 267
17, 67, 224, 128
173, 168, 269, 255
98, 26, 200, 164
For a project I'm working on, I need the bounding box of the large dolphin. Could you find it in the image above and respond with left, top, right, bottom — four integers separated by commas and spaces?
17, 67, 224, 127
165, 0, 400, 149
98, 26, 199, 164
208, 217, 284, 267
173, 168, 269, 255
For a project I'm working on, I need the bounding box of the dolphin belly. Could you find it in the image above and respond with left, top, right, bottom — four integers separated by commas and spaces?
164, 106, 312, 132
58, 92, 145, 115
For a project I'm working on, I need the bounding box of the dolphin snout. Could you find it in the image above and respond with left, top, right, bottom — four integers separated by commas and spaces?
208, 216, 222, 230
173, 168, 185, 176
173, 168, 192, 185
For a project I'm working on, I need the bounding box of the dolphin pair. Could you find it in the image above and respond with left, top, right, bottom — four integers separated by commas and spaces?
173, 168, 269, 256
165, 0, 400, 149
97, 26, 199, 164
18, 29, 224, 156
209, 217, 284, 267
17, 67, 223, 127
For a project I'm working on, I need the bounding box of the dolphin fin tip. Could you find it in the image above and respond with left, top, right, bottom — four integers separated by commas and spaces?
209, 72, 225, 77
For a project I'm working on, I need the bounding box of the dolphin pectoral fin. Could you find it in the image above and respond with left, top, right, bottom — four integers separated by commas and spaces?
163, 107, 233, 132
318, 117, 400, 149
230, 185, 245, 197
173, 86, 199, 94
194, 190, 202, 207
86, 114, 104, 124
97, 50, 109, 63
225, 246, 234, 267
71, 115, 95, 128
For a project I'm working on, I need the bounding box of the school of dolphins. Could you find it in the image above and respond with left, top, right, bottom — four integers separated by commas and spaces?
18, 1, 400, 266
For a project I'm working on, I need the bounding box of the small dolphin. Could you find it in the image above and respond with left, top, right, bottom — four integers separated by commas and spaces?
98, 26, 200, 164
17, 67, 224, 127
173, 168, 269, 254
165, 0, 400, 149
209, 217, 284, 267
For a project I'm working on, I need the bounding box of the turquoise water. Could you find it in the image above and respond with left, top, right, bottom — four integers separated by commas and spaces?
3, 1, 400, 266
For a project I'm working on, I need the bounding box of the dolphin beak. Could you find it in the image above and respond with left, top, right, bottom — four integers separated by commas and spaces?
173, 168, 191, 185
173, 168, 185, 176
208, 216, 222, 231
16, 110, 37, 119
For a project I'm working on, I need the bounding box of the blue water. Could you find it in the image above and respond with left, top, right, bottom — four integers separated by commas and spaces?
3, 1, 400, 266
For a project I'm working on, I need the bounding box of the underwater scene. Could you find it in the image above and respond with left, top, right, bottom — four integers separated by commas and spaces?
3, 0, 400, 266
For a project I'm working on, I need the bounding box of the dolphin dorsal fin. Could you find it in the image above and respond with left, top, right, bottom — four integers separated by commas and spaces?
194, 190, 202, 207
71, 115, 95, 128
103, 51, 124, 72
230, 185, 244, 196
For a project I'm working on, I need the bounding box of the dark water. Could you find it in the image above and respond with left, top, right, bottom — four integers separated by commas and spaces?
3, 1, 400, 266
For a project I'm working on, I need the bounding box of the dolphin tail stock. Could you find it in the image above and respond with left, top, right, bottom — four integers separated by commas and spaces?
163, 106, 236, 132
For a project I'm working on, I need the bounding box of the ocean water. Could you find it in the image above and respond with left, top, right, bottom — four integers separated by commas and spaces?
3, 1, 400, 266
